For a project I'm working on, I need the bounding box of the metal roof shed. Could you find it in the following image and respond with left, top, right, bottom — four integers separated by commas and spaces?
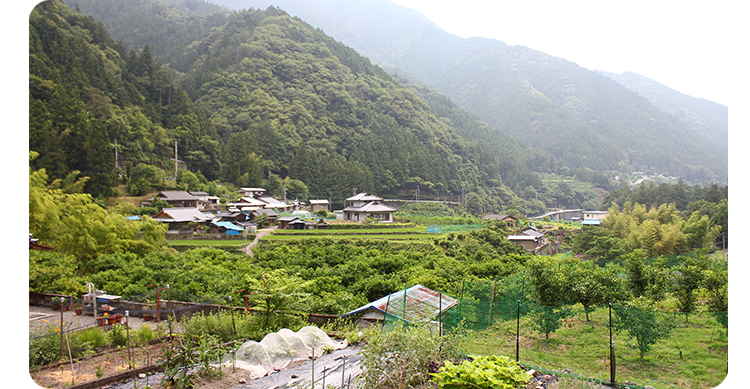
342, 284, 457, 324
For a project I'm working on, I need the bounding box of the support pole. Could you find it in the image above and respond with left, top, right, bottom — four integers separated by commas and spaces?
60, 297, 65, 358
229, 296, 236, 337
609, 302, 616, 385
166, 285, 172, 338
382, 293, 391, 329
237, 289, 249, 314
516, 299, 520, 362
489, 278, 497, 325
126, 310, 132, 369
341, 355, 346, 389
439, 292, 443, 337
155, 287, 161, 322
402, 283, 407, 322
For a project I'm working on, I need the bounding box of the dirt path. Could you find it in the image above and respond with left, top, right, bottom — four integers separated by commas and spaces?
243, 226, 276, 257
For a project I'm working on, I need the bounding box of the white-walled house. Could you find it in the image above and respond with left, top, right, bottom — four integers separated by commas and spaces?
342, 193, 397, 222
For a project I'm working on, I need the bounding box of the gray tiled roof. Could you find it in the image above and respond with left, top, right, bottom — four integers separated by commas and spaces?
157, 191, 199, 201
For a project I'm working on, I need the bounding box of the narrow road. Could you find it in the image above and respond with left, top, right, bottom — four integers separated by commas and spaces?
243, 226, 276, 257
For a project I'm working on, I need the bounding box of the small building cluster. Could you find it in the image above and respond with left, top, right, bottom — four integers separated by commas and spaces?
482, 209, 609, 256
141, 189, 397, 235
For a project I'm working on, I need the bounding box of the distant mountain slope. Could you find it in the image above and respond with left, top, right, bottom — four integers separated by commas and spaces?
598, 71, 728, 154
206, 0, 727, 185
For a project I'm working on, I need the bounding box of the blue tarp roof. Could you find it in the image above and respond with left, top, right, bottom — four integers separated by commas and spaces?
125, 216, 141, 220
213, 221, 243, 231
581, 219, 602, 226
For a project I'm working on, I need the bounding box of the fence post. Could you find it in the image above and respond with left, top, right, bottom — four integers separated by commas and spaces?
402, 283, 408, 321
489, 278, 496, 325
229, 296, 236, 337
382, 292, 391, 329
126, 310, 132, 369
439, 292, 443, 337
516, 299, 520, 362
609, 302, 616, 385
60, 297, 65, 358
341, 355, 346, 389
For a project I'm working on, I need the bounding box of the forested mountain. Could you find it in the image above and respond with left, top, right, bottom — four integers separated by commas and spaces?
30, 0, 223, 196
201, 0, 727, 186
35, 0, 560, 214
598, 71, 728, 155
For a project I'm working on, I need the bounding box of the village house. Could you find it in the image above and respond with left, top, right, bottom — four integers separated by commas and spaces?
309, 199, 331, 213
153, 191, 200, 208
507, 226, 549, 254
189, 191, 221, 209
481, 213, 518, 227
227, 196, 267, 212
152, 207, 214, 233
257, 194, 294, 212
252, 208, 279, 225
227, 188, 293, 213
238, 187, 267, 197
342, 193, 397, 223
581, 210, 609, 226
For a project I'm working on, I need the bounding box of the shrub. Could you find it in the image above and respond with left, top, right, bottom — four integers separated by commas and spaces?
29, 330, 61, 367
132, 325, 157, 345
74, 327, 108, 349
431, 355, 530, 389
183, 310, 266, 342
108, 323, 128, 347
359, 323, 464, 389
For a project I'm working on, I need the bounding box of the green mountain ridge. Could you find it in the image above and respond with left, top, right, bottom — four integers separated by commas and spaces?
204, 0, 727, 185
36, 0, 560, 215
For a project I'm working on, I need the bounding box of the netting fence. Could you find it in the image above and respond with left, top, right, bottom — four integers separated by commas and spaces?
381, 276, 728, 389
426, 224, 484, 233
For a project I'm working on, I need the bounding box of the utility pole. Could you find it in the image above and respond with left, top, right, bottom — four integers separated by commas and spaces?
114, 139, 119, 169
169, 141, 184, 180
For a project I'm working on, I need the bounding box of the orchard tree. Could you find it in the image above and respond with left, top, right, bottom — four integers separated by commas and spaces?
569, 262, 626, 320
613, 297, 677, 360
244, 269, 310, 331
673, 254, 710, 320
702, 261, 728, 329
622, 250, 672, 302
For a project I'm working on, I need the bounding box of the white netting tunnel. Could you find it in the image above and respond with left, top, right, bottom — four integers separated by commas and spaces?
234, 326, 348, 379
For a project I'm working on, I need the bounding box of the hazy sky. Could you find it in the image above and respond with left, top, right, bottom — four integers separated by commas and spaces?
391, 0, 742, 108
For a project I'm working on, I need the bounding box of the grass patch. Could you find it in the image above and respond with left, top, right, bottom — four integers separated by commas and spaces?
264, 225, 439, 243
270, 226, 429, 235
462, 306, 727, 389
